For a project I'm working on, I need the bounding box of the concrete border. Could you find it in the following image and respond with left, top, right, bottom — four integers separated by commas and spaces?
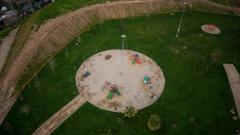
223, 64, 240, 117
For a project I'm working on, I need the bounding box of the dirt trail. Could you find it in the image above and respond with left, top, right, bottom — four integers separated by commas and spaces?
0, 28, 18, 73
0, 0, 240, 125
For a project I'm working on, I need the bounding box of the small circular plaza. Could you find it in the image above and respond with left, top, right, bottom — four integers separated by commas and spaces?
201, 24, 221, 35
76, 49, 165, 112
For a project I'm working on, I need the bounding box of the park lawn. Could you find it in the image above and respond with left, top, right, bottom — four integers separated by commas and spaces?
1, 12, 240, 135
52, 12, 240, 135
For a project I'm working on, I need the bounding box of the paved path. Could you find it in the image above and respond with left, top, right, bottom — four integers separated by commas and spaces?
223, 64, 240, 117
234, 0, 240, 7
32, 95, 86, 135
0, 28, 18, 73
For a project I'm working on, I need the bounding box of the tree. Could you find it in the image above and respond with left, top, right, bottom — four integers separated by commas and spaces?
123, 106, 138, 118
147, 114, 161, 131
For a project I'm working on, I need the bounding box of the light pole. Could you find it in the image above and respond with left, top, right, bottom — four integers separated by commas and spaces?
121, 34, 127, 59
120, 34, 126, 76
121, 34, 126, 50
175, 1, 188, 38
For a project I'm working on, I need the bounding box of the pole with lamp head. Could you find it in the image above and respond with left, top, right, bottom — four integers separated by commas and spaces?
176, 1, 188, 38
120, 34, 126, 76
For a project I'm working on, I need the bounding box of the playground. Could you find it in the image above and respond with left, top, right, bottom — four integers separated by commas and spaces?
76, 50, 165, 112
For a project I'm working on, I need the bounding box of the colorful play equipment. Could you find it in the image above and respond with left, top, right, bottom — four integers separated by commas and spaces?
107, 84, 121, 99
143, 76, 150, 84
82, 71, 90, 78
130, 53, 141, 64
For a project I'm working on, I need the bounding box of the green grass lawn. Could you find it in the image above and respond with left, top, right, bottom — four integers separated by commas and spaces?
1, 12, 240, 135
0, 0, 107, 39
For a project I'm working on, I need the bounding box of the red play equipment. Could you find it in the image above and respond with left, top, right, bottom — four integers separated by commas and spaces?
130, 53, 141, 64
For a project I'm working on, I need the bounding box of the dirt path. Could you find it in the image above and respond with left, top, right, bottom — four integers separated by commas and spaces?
32, 95, 86, 135
0, 28, 18, 73
223, 64, 240, 117
0, 0, 240, 125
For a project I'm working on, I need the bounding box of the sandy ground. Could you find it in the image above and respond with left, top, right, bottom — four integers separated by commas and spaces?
76, 50, 165, 112
0, 28, 18, 73
201, 24, 221, 34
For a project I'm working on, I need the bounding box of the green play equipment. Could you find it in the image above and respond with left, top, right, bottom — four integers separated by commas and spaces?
107, 84, 121, 99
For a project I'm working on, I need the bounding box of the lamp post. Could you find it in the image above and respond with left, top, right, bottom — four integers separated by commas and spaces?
121, 34, 127, 58
175, 1, 188, 38
120, 34, 126, 76
121, 34, 126, 50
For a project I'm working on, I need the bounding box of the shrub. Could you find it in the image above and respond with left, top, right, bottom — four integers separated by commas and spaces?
147, 114, 161, 131
123, 106, 138, 118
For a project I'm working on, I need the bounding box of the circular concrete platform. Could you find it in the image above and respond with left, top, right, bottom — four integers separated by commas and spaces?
75, 49, 165, 112
201, 24, 221, 35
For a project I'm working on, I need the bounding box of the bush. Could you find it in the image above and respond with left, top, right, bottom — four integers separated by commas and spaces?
147, 114, 161, 131
123, 106, 138, 118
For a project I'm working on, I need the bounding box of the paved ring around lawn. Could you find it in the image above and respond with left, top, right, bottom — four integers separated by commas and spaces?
75, 49, 165, 112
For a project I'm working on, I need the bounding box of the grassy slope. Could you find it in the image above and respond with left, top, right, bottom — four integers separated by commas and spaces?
1, 12, 240, 135
1, 0, 110, 76
0, 27, 16, 39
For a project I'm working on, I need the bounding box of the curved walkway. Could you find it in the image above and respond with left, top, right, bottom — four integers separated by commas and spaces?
223, 64, 240, 117
32, 95, 86, 135
0, 28, 18, 73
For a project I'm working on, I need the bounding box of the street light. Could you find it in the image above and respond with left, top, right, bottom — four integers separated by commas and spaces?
120, 34, 126, 76
175, 1, 188, 38
121, 34, 127, 57
121, 34, 127, 50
